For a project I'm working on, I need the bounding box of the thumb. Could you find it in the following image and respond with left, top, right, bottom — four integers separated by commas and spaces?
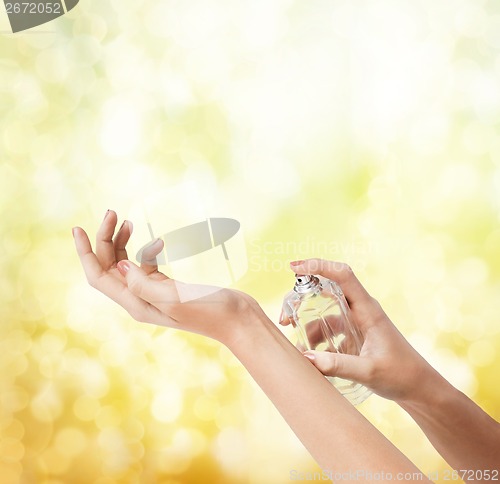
117, 260, 149, 297
303, 350, 373, 385
117, 260, 176, 308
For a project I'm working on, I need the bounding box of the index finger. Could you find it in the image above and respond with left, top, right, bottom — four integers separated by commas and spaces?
289, 259, 374, 310
72, 227, 164, 323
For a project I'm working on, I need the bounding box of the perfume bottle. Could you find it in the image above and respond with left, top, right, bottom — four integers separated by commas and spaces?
282, 274, 371, 405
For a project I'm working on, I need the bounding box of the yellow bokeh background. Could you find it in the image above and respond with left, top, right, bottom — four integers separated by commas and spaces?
1, 0, 499, 483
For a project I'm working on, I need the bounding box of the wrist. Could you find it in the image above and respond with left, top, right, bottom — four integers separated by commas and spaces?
397, 364, 458, 413
220, 297, 274, 351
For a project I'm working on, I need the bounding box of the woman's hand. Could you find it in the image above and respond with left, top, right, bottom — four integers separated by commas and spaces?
281, 259, 442, 404
283, 259, 500, 478
72, 210, 263, 347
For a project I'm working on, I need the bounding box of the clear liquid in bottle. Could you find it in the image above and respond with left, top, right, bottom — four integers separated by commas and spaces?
282, 274, 371, 405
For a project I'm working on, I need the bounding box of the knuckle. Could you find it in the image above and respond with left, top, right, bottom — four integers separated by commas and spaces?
128, 313, 137, 322
367, 358, 387, 383
364, 360, 378, 381
315, 260, 355, 280
336, 262, 353, 276
301, 258, 322, 273
315, 258, 328, 274
324, 354, 341, 375
128, 309, 142, 322
366, 296, 381, 313
127, 277, 144, 298
87, 275, 98, 289
368, 297, 387, 321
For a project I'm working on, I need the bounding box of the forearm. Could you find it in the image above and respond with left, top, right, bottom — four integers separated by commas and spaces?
226, 309, 429, 481
398, 371, 500, 479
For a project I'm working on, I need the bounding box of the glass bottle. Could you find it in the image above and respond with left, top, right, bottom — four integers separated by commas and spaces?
282, 274, 371, 405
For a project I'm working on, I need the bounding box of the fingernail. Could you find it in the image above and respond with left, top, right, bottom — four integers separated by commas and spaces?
117, 260, 130, 275
290, 260, 305, 266
103, 209, 110, 221
303, 352, 315, 361
145, 237, 161, 248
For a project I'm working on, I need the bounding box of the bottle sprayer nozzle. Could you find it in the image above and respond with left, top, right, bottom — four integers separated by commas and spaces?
296, 274, 311, 285
294, 274, 320, 294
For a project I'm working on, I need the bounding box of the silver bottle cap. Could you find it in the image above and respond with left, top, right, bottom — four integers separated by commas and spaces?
293, 274, 320, 294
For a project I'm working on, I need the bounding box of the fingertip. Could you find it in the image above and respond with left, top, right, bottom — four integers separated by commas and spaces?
122, 220, 134, 233
279, 316, 292, 326
72, 227, 82, 246
278, 310, 285, 325
118, 259, 140, 272
290, 258, 316, 274
102, 209, 117, 225
73, 227, 93, 256
117, 260, 130, 276
72, 226, 88, 244
141, 238, 164, 263
150, 238, 164, 250
303, 351, 316, 362
289, 261, 305, 274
